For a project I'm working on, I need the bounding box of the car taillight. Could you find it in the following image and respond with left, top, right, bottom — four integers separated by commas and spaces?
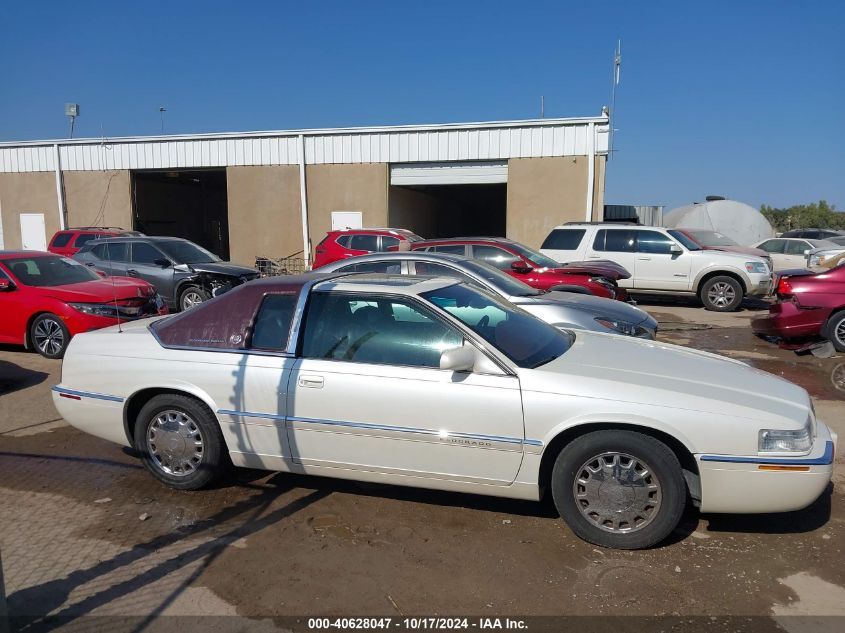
777, 277, 793, 297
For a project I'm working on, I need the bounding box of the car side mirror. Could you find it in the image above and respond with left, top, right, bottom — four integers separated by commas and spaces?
0, 279, 14, 291
510, 260, 532, 273
154, 258, 171, 268
670, 244, 683, 254
440, 345, 476, 372
804, 249, 812, 256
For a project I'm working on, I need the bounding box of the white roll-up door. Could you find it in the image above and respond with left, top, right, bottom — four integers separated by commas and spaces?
390, 161, 507, 186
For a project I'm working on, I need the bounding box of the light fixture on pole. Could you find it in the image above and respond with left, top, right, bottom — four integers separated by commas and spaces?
65, 103, 80, 139
159, 106, 166, 134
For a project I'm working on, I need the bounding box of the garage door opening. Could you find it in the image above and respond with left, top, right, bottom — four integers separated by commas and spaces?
388, 161, 507, 239
132, 169, 230, 259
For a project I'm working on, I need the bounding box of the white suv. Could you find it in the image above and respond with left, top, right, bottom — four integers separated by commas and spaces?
540, 223, 772, 311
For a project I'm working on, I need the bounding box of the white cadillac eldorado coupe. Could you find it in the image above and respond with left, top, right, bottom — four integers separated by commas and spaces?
53, 274, 836, 549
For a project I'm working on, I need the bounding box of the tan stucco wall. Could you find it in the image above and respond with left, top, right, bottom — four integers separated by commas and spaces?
227, 165, 302, 266
506, 156, 590, 249
64, 170, 132, 229
305, 163, 389, 256
388, 186, 442, 237
0, 172, 60, 250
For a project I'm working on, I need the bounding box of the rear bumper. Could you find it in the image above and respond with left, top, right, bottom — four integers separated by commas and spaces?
697, 423, 836, 514
750, 301, 828, 339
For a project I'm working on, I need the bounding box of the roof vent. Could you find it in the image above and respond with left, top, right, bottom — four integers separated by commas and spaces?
705, 195, 726, 202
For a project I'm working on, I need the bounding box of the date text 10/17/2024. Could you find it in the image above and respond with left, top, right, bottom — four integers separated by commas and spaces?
307, 618, 528, 630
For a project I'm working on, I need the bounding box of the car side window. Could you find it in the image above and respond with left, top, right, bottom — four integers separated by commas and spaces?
335, 235, 353, 247
636, 231, 676, 255
379, 236, 400, 251
91, 242, 129, 261
51, 232, 73, 247
73, 233, 99, 247
786, 240, 811, 255
337, 261, 402, 274
131, 242, 165, 264
758, 239, 786, 253
430, 244, 467, 255
348, 235, 379, 251
301, 292, 463, 368
541, 229, 586, 250
594, 230, 636, 252
250, 294, 297, 350
413, 261, 477, 285
471, 245, 516, 270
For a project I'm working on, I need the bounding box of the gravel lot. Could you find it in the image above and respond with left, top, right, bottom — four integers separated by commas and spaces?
1, 298, 843, 630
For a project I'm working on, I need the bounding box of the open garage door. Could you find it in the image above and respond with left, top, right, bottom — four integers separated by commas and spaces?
389, 161, 507, 238
132, 169, 230, 259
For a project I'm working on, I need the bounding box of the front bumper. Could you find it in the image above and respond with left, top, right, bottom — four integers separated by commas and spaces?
746, 272, 774, 296
750, 300, 828, 340
696, 421, 836, 514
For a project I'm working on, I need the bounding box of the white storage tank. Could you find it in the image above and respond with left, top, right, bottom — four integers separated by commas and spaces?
663, 196, 775, 246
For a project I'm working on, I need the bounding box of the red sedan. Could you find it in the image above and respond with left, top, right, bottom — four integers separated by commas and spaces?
0, 251, 168, 358
751, 265, 845, 350
410, 237, 631, 301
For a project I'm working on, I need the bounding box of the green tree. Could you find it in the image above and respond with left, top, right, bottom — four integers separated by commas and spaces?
760, 201, 841, 233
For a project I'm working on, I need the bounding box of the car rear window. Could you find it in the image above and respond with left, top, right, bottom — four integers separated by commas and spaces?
50, 232, 73, 247
541, 229, 586, 250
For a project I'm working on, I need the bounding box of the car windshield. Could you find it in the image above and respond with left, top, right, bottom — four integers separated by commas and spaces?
686, 230, 738, 247
667, 230, 702, 251
4, 255, 100, 287
157, 240, 221, 264
462, 260, 542, 297
421, 283, 571, 368
507, 242, 562, 269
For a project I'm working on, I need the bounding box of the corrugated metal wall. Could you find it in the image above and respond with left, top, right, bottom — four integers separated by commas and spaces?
604, 204, 664, 226
0, 119, 609, 173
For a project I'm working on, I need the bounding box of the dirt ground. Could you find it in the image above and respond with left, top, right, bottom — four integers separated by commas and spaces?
1, 296, 844, 631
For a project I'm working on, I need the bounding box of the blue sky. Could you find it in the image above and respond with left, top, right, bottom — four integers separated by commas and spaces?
1, 1, 842, 211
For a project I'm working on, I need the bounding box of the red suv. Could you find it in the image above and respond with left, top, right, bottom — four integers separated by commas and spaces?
313, 229, 423, 269
411, 237, 631, 300
752, 264, 845, 350
48, 227, 139, 256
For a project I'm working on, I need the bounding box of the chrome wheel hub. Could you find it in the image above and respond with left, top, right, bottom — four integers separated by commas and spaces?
707, 282, 736, 308
147, 410, 204, 476
33, 318, 65, 356
573, 452, 661, 533
182, 292, 204, 310
835, 321, 845, 347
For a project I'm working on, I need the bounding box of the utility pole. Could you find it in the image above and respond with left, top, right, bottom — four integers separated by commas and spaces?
540, 96, 544, 118
159, 106, 166, 134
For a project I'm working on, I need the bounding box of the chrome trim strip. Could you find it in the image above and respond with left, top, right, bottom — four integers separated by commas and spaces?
215, 409, 544, 448
52, 386, 124, 403
700, 441, 834, 466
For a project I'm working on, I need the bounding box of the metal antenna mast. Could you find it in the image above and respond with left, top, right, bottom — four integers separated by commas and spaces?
609, 39, 622, 159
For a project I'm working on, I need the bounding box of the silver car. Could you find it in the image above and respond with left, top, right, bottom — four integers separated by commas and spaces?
318, 252, 657, 338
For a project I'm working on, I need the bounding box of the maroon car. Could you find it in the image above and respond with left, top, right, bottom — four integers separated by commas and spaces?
751, 264, 845, 350
673, 229, 774, 271
410, 237, 631, 301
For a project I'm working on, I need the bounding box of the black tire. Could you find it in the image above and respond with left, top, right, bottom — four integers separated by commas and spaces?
550, 284, 593, 295
134, 394, 228, 490
30, 313, 70, 359
699, 275, 743, 312
824, 310, 845, 352
550, 430, 686, 550
178, 285, 210, 311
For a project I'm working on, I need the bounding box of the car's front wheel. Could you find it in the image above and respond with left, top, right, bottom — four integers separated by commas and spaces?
30, 313, 70, 359
134, 394, 228, 490
699, 275, 743, 311
179, 285, 210, 311
825, 310, 845, 352
551, 430, 686, 549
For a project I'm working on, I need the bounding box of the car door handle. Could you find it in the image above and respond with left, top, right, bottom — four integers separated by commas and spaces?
126, 269, 139, 276
298, 375, 324, 389
586, 255, 601, 259
636, 257, 651, 261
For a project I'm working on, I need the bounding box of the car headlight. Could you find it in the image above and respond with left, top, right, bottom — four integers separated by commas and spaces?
808, 255, 823, 266
758, 417, 813, 453
745, 261, 769, 274
594, 317, 649, 337
69, 302, 120, 317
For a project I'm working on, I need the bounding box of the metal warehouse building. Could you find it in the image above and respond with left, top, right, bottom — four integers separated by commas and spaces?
0, 114, 609, 266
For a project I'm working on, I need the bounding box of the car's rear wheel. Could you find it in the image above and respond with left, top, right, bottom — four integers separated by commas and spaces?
179, 286, 210, 311
699, 275, 743, 311
825, 310, 845, 352
551, 430, 686, 549
134, 394, 228, 490
30, 313, 70, 359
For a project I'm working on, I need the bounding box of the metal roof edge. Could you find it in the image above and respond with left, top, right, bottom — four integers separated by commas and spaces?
0, 115, 610, 148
